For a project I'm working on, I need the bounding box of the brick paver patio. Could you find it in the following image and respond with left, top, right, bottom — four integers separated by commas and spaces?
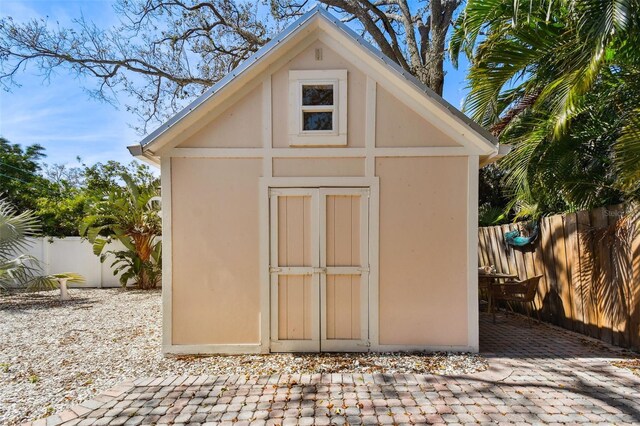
26, 313, 640, 425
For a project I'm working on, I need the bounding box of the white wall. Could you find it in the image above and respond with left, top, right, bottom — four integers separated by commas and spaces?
23, 237, 137, 288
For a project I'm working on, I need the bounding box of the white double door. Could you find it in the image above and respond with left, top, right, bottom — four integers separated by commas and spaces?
269, 187, 370, 352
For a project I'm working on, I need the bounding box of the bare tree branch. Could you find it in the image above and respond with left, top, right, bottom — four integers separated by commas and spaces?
0, 0, 463, 132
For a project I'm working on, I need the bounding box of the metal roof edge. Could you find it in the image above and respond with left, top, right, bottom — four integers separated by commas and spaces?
135, 4, 496, 152
128, 144, 160, 167
138, 6, 324, 150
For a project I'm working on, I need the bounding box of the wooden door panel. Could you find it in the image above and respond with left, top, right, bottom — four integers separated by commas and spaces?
326, 195, 360, 267
271, 188, 368, 352
270, 189, 319, 352
278, 275, 313, 340
278, 196, 312, 267
321, 189, 369, 351
326, 274, 361, 340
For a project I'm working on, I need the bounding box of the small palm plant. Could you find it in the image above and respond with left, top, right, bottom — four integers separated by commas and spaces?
80, 175, 162, 289
0, 199, 84, 295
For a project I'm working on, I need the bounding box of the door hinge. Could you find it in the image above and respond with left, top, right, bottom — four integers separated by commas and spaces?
358, 266, 370, 272
269, 266, 282, 273
357, 340, 371, 347
313, 267, 327, 274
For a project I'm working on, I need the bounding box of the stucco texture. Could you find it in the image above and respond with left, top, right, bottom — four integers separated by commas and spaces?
376, 157, 469, 346
170, 158, 262, 345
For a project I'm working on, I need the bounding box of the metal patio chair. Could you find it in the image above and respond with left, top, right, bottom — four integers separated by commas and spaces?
491, 275, 543, 324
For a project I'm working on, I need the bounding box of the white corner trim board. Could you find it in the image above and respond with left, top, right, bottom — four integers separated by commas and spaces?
160, 157, 173, 352
466, 155, 480, 352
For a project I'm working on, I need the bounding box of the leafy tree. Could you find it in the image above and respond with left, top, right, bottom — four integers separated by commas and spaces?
0, 138, 53, 213
35, 159, 158, 237
0, 0, 462, 132
83, 161, 158, 194
452, 0, 640, 217
80, 175, 162, 289
478, 164, 510, 225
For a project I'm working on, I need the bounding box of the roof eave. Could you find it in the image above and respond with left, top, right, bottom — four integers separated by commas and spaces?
134, 6, 324, 154
479, 144, 511, 167
128, 144, 160, 167
131, 5, 497, 157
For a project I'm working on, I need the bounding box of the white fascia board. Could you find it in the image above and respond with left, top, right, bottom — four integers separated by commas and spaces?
479, 144, 512, 167
127, 145, 160, 167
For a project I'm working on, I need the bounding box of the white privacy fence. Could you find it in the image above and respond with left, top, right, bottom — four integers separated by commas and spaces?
24, 237, 132, 288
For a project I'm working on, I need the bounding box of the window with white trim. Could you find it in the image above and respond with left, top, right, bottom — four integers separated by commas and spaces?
289, 70, 347, 146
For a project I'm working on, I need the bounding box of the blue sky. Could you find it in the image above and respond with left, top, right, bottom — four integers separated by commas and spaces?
0, 0, 470, 167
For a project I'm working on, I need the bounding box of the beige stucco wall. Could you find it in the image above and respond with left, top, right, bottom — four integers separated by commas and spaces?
165, 30, 475, 350
376, 86, 460, 148
376, 157, 469, 346
171, 158, 262, 345
178, 86, 263, 148
272, 40, 366, 148
273, 158, 365, 177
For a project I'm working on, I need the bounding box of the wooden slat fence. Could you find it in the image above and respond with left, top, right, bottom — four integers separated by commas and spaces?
478, 204, 640, 350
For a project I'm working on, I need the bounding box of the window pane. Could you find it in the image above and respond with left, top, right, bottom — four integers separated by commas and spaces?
303, 111, 333, 131
302, 85, 333, 106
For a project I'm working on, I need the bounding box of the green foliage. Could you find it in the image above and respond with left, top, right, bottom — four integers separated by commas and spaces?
80, 175, 161, 290
0, 198, 84, 291
479, 164, 510, 224
453, 0, 640, 218
0, 138, 53, 214
0, 199, 42, 290
36, 160, 159, 237
0, 140, 158, 237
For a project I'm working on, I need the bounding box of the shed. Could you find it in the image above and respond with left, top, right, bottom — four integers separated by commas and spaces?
129, 6, 502, 354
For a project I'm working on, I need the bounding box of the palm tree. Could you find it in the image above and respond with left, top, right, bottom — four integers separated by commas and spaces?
80, 175, 162, 289
0, 199, 83, 292
451, 0, 640, 216
0, 199, 42, 290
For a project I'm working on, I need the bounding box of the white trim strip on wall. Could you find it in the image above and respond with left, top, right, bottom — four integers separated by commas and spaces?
467, 155, 480, 352
374, 147, 468, 157
364, 76, 376, 177
161, 157, 173, 353
367, 180, 380, 349
165, 344, 263, 355
258, 180, 270, 352
262, 76, 273, 177
371, 344, 478, 353
166, 147, 469, 158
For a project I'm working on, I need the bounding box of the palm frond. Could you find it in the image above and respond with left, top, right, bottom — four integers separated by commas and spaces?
614, 108, 640, 200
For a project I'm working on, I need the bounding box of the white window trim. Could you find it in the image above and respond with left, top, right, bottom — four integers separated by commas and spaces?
289, 69, 347, 146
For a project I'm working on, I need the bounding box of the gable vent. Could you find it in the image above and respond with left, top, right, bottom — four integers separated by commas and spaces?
315, 48, 323, 61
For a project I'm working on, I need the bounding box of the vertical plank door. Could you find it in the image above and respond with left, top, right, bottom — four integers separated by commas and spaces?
320, 188, 369, 351
269, 189, 320, 352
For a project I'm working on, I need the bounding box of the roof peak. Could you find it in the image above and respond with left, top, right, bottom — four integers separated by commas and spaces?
131, 5, 496, 157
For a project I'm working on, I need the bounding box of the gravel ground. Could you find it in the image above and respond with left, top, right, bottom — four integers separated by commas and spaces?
0, 288, 487, 424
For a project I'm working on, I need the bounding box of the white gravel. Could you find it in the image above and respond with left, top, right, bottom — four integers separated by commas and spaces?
0, 288, 487, 424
